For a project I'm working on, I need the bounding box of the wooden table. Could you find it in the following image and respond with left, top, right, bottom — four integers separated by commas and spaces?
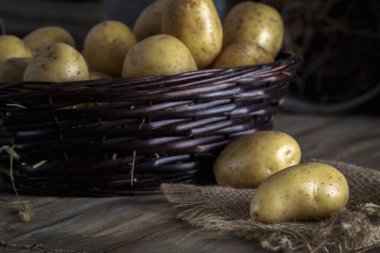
1, 113, 380, 253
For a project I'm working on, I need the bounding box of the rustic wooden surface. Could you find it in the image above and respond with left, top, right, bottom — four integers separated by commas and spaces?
0, 113, 379, 253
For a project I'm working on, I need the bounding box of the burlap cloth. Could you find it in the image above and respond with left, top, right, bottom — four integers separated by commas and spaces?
162, 160, 380, 253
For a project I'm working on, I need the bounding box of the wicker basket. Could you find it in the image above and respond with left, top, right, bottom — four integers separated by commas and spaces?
0, 53, 299, 196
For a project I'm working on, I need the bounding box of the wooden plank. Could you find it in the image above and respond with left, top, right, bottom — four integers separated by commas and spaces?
274, 114, 380, 168
0, 194, 264, 253
0, 241, 81, 253
274, 114, 340, 136
103, 223, 265, 253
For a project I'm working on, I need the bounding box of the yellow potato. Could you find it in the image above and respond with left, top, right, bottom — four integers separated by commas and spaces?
23, 26, 76, 54
82, 20, 137, 77
122, 34, 197, 78
213, 41, 274, 68
213, 131, 301, 188
0, 35, 32, 63
133, 0, 167, 41
223, 2, 284, 58
162, 0, 223, 68
250, 162, 350, 224
0, 57, 30, 83
23, 42, 89, 82
89, 69, 111, 80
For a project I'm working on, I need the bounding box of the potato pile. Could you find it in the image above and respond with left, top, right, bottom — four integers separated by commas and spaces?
0, 0, 285, 83
0, 27, 88, 83
213, 131, 350, 224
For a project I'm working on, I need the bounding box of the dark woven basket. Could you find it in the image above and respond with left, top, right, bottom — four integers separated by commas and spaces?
0, 53, 299, 196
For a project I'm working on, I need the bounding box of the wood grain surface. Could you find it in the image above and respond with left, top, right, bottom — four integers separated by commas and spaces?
1, 113, 379, 253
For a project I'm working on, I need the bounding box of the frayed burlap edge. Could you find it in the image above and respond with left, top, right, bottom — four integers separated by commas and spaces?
162, 160, 380, 253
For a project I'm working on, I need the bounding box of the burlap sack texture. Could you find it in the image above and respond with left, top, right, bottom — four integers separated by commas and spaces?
162, 160, 380, 253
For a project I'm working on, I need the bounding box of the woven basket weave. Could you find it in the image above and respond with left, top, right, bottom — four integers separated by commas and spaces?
0, 53, 299, 196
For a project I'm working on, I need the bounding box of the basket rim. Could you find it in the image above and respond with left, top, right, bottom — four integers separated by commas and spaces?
0, 52, 300, 89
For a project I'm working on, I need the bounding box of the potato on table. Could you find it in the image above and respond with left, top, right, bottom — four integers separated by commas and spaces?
250, 162, 350, 224
213, 131, 301, 188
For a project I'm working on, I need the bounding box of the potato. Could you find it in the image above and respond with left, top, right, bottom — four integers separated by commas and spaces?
23, 26, 76, 54
223, 2, 284, 58
250, 162, 350, 224
162, 0, 223, 68
133, 0, 166, 41
0, 35, 32, 63
82, 20, 137, 77
213, 41, 274, 69
23, 42, 89, 82
89, 69, 111, 80
0, 57, 30, 83
122, 34, 197, 78
213, 131, 301, 188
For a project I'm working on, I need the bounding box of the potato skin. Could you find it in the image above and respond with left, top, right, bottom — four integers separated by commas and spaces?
133, 0, 167, 41
223, 2, 284, 58
89, 69, 111, 80
0, 35, 32, 63
250, 162, 350, 224
162, 0, 223, 68
23, 42, 89, 82
23, 26, 76, 54
0, 57, 30, 83
82, 21, 136, 77
213, 131, 301, 188
213, 41, 274, 68
122, 34, 197, 78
